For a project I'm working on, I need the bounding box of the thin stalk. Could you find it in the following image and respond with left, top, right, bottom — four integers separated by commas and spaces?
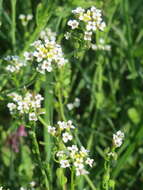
71, 168, 75, 190
11, 0, 16, 52
84, 175, 97, 190
58, 87, 66, 121
44, 73, 54, 185
29, 128, 49, 189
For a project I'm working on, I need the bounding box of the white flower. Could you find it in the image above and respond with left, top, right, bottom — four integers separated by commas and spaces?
19, 14, 25, 20
68, 145, 78, 152
57, 121, 67, 130
60, 160, 70, 168
27, 14, 33, 21
67, 20, 79, 29
29, 112, 37, 121
86, 21, 97, 31
30, 181, 36, 187
72, 7, 85, 14
7, 103, 16, 112
113, 130, 124, 148
48, 126, 56, 135
84, 31, 92, 41
74, 98, 80, 107
24, 51, 33, 60
67, 120, 75, 129
64, 32, 71, 40
20, 188, 26, 190
99, 21, 106, 31
74, 158, 84, 169
56, 151, 64, 157
85, 158, 94, 167
76, 168, 89, 176
67, 103, 74, 110
62, 132, 73, 143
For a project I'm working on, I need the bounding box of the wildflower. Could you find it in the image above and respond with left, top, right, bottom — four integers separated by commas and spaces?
68, 145, 78, 153
7, 92, 44, 121
85, 158, 94, 167
72, 7, 85, 14
67, 20, 79, 29
74, 157, 84, 169
84, 31, 92, 41
7, 103, 16, 113
56, 151, 64, 157
60, 160, 70, 168
30, 181, 36, 187
113, 130, 124, 148
19, 14, 33, 26
62, 132, 73, 143
24, 52, 33, 61
5, 55, 26, 73
80, 146, 89, 157
67, 6, 106, 43
27, 29, 68, 73
40, 28, 56, 41
74, 98, 80, 107
7, 125, 27, 153
29, 112, 37, 121
48, 126, 56, 136
76, 168, 89, 176
57, 121, 67, 130
67, 103, 74, 110
64, 32, 71, 40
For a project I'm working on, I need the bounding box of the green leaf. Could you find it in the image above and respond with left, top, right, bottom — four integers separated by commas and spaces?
127, 107, 140, 124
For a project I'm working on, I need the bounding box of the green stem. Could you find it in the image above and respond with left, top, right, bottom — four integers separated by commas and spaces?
84, 175, 97, 190
29, 129, 49, 189
71, 168, 75, 190
58, 87, 66, 121
11, 0, 16, 52
44, 72, 54, 186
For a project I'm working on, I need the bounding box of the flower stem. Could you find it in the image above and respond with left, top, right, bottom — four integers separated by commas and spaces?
29, 129, 49, 189
71, 168, 75, 190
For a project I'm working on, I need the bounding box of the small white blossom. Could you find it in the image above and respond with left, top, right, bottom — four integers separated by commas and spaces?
48, 126, 56, 135
85, 158, 94, 167
67, 20, 79, 29
64, 32, 71, 40
76, 168, 89, 176
30, 181, 36, 187
56, 151, 64, 157
84, 31, 92, 41
113, 130, 124, 148
72, 7, 85, 14
62, 132, 73, 143
67, 103, 74, 110
7, 103, 16, 112
60, 160, 70, 168
29, 112, 37, 121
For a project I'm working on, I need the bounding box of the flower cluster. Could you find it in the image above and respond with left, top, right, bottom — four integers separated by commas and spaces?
19, 14, 33, 26
47, 120, 94, 176
67, 98, 80, 111
113, 130, 124, 148
4, 56, 26, 73
7, 92, 44, 121
24, 28, 68, 74
57, 145, 94, 176
67, 6, 106, 42
91, 38, 111, 51
40, 28, 56, 41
